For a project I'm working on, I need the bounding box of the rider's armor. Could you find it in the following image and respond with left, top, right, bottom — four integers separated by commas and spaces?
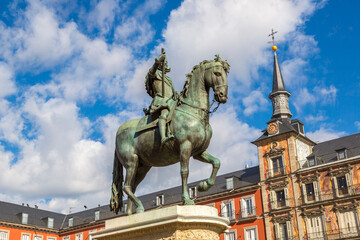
144, 53, 178, 147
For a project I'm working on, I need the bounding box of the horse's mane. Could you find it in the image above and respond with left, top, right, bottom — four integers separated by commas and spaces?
179, 55, 230, 99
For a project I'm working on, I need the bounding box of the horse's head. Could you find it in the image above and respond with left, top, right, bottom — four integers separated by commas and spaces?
203, 55, 230, 103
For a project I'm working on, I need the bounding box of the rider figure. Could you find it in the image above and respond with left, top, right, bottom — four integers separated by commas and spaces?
145, 49, 178, 147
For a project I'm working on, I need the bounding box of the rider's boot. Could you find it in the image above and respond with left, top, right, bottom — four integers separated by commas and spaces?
159, 116, 174, 148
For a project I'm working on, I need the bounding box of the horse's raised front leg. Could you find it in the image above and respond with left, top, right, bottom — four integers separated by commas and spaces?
122, 153, 145, 213
180, 141, 195, 205
194, 151, 220, 192
126, 162, 151, 215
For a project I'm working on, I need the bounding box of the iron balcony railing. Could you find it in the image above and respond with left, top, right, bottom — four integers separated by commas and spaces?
298, 184, 360, 205
238, 206, 257, 219
219, 207, 258, 221
266, 166, 286, 179
219, 210, 236, 221
304, 227, 360, 240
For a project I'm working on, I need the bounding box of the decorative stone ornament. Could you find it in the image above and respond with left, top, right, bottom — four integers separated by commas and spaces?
267, 122, 279, 135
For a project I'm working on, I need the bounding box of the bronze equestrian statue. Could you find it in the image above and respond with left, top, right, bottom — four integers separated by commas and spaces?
110, 50, 230, 215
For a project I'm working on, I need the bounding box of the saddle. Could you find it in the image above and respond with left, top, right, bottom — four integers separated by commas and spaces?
136, 99, 177, 133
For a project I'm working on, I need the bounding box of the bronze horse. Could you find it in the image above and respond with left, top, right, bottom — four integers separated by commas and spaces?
111, 56, 230, 215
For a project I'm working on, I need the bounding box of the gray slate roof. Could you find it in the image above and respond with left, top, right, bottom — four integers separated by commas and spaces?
302, 132, 360, 168
0, 166, 260, 230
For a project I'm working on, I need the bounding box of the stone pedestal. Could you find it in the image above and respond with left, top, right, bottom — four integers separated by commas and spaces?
92, 205, 229, 240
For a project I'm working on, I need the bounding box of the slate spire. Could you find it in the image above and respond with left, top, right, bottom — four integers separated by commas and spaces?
268, 47, 292, 120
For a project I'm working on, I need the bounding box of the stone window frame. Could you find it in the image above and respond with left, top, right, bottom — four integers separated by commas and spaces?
300, 173, 321, 204
240, 194, 256, 218
226, 177, 234, 190
21, 212, 29, 225
329, 166, 354, 197
21, 233, 31, 240
264, 142, 286, 178
336, 149, 347, 160
62, 236, 70, 240
224, 229, 237, 240
272, 215, 293, 240
221, 198, 235, 221
269, 180, 290, 210
333, 202, 360, 236
47, 217, 54, 229
33, 234, 43, 240
46, 237, 56, 240
303, 209, 326, 239
75, 233, 83, 240
0, 229, 10, 240
243, 225, 258, 240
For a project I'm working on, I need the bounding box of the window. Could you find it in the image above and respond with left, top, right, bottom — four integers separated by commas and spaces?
244, 227, 257, 240
47, 217, 54, 228
156, 194, 164, 206
337, 176, 348, 195
226, 177, 234, 190
0, 230, 9, 240
21, 233, 31, 240
337, 150, 347, 160
189, 187, 197, 199
95, 211, 100, 221
276, 190, 286, 208
275, 221, 292, 240
224, 231, 236, 240
75, 233, 82, 240
22, 213, 29, 224
33, 235, 43, 240
308, 157, 315, 166
272, 157, 283, 175
62, 236, 70, 240
339, 211, 358, 236
47, 238, 56, 240
240, 195, 255, 218
306, 183, 315, 201
68, 217, 73, 227
221, 200, 235, 220
307, 216, 323, 238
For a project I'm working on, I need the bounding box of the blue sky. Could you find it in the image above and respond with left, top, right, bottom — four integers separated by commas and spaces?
0, 0, 359, 213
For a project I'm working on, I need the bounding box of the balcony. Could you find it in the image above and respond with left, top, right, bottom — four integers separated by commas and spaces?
269, 198, 290, 210
219, 210, 236, 222
238, 206, 257, 221
266, 166, 286, 179
219, 207, 258, 222
305, 227, 360, 240
299, 184, 360, 205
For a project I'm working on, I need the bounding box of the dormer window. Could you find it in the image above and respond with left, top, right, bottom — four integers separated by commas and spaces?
68, 217, 73, 227
21, 213, 28, 224
156, 194, 164, 206
95, 210, 100, 221
308, 157, 315, 167
47, 217, 54, 228
337, 149, 347, 160
226, 177, 234, 190
189, 187, 197, 199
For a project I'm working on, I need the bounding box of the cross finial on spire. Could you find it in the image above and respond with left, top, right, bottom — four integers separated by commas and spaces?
267, 29, 278, 52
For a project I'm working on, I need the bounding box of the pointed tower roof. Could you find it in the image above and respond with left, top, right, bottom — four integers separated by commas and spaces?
268, 45, 292, 120
271, 52, 287, 94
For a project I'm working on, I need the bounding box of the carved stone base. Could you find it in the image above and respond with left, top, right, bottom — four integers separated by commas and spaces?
92, 205, 229, 240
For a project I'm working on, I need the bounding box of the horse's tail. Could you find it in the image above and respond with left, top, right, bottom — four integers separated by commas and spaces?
110, 150, 123, 215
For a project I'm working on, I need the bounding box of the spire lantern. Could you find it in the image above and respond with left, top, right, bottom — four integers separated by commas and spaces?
267, 30, 292, 120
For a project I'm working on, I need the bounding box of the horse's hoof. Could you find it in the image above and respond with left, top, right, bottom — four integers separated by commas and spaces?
198, 181, 208, 192
136, 208, 145, 213
183, 198, 195, 205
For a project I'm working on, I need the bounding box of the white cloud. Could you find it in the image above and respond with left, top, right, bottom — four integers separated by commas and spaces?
87, 0, 120, 35
305, 113, 327, 123
306, 127, 346, 143
293, 87, 316, 113
0, 63, 16, 97
314, 85, 337, 104
242, 90, 269, 116
161, 0, 319, 90
281, 58, 308, 87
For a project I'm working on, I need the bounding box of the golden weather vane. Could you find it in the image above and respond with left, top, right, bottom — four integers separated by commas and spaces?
267, 29, 278, 52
